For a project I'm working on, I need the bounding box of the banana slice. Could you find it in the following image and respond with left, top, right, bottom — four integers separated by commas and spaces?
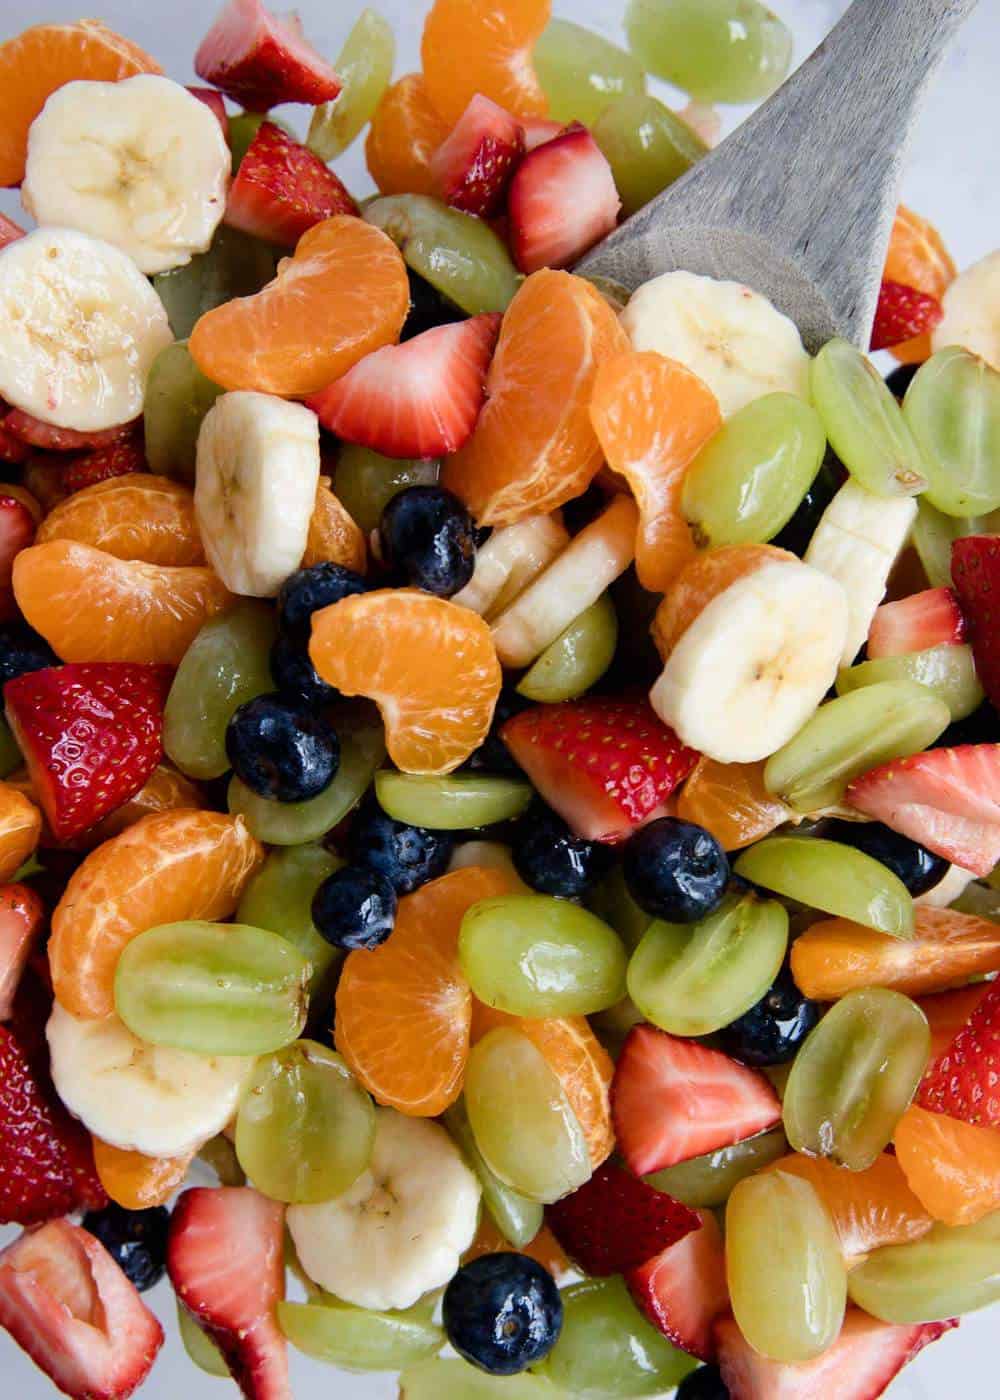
620, 270, 811, 416
46, 1003, 255, 1159
650, 558, 848, 764
195, 391, 321, 597
931, 250, 1000, 369
287, 1107, 480, 1311
452, 513, 570, 619
804, 479, 917, 667
22, 75, 230, 276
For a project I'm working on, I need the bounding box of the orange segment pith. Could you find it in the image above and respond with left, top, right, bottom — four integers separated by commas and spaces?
895, 1104, 1000, 1227
884, 206, 956, 364
93, 1138, 192, 1210
421, 0, 550, 126
0, 781, 41, 881
302, 480, 367, 573
652, 543, 796, 660
36, 475, 204, 567
365, 73, 450, 197
677, 757, 790, 852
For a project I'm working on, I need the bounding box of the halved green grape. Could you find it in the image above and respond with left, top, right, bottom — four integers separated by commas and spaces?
465, 1027, 591, 1204
836, 644, 984, 723
847, 1209, 1000, 1323
114, 921, 310, 1055
278, 1294, 442, 1370
534, 18, 646, 126
627, 890, 788, 1037
903, 347, 1000, 517
236, 843, 343, 997
733, 835, 915, 938
726, 1171, 846, 1362
401, 1358, 561, 1399
177, 1302, 230, 1378
517, 594, 618, 703
153, 226, 280, 340
443, 1097, 544, 1249
227, 112, 294, 173
762, 680, 951, 814
198, 1134, 246, 1187
0, 716, 21, 778
143, 341, 224, 483
810, 339, 929, 497
910, 499, 1000, 589
374, 772, 532, 830
624, 0, 792, 104
307, 9, 395, 161
592, 94, 706, 218
783, 988, 930, 1171
364, 195, 519, 314
587, 865, 651, 952
460, 895, 628, 1018
332, 446, 440, 535
645, 1127, 788, 1208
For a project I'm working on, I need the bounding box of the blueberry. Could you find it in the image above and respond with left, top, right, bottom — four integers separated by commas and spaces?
277, 563, 371, 643
821, 818, 949, 896
311, 865, 397, 950
0, 622, 57, 687
443, 1252, 563, 1376
676, 1364, 730, 1400
466, 687, 530, 774
82, 1204, 169, 1293
379, 486, 476, 597
718, 964, 819, 1066
885, 363, 920, 398
348, 796, 454, 894
771, 451, 844, 557
225, 693, 340, 803
270, 634, 339, 709
401, 269, 466, 341
623, 817, 730, 922
512, 803, 613, 899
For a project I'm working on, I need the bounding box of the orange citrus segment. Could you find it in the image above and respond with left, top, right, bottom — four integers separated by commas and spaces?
8, 764, 203, 853
884, 206, 956, 364
677, 757, 790, 852
652, 543, 796, 660
92, 1139, 192, 1210
365, 73, 450, 197
894, 1103, 1000, 1227
421, 0, 550, 127
464, 1215, 571, 1279
35, 475, 204, 566
189, 216, 410, 396
302, 480, 367, 573
0, 781, 41, 881
919, 983, 993, 1060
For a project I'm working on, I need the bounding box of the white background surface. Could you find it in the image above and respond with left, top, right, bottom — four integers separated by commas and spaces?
0, 0, 997, 1395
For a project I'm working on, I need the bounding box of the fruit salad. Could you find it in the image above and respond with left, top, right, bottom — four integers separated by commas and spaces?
0, 0, 995, 1397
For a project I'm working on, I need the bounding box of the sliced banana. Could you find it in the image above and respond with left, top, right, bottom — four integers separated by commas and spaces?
931, 250, 1000, 369
620, 270, 811, 416
23, 75, 230, 276
650, 558, 848, 764
804, 479, 917, 667
287, 1107, 480, 1311
452, 513, 570, 620
195, 391, 321, 597
46, 1002, 255, 1159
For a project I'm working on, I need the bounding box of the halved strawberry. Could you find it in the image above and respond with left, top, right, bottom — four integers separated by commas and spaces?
918, 980, 1000, 1127
867, 586, 966, 659
612, 1024, 781, 1176
168, 1187, 288, 1400
307, 313, 502, 460
546, 1160, 700, 1277
0, 492, 37, 620
871, 280, 943, 353
951, 535, 1000, 711
0, 213, 24, 249
846, 744, 1000, 877
0, 883, 44, 1020
507, 123, 620, 274
225, 121, 358, 246
626, 1209, 728, 1362
522, 117, 564, 151
61, 433, 146, 495
195, 0, 341, 111
430, 94, 525, 218
2, 410, 136, 453
502, 697, 699, 843
188, 85, 229, 137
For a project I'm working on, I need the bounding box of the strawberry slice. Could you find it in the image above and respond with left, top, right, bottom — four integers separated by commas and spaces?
546, 1160, 700, 1277
951, 535, 1000, 711
4, 663, 171, 842
522, 117, 564, 151
870, 279, 943, 353
867, 586, 966, 659
626, 1208, 728, 1362
61, 432, 146, 495
0, 213, 24, 249
0, 492, 37, 620
225, 121, 358, 246
195, 0, 341, 111
307, 313, 502, 460
188, 85, 229, 137
430, 94, 525, 218
502, 697, 699, 843
0, 422, 31, 464
2, 410, 136, 453
611, 1024, 781, 1176
168, 1186, 289, 1400
918, 980, 1000, 1127
0, 884, 44, 1020
507, 123, 620, 275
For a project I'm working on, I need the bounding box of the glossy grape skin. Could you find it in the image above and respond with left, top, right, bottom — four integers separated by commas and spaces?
153, 226, 279, 341
400, 1357, 561, 1399
645, 1127, 788, 1208
517, 594, 618, 704
847, 1209, 1000, 1323
177, 1303, 230, 1378
278, 1294, 443, 1370
903, 347, 1000, 517
836, 643, 984, 724
307, 8, 395, 161
817, 819, 948, 898
444, 1098, 543, 1249
592, 95, 706, 219
333, 446, 440, 536
236, 843, 342, 1001
143, 341, 223, 483
534, 19, 646, 126
374, 772, 532, 830
625, 0, 792, 103
910, 498, 1000, 589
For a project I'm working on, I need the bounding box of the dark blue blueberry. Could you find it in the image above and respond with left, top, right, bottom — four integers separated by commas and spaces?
277, 563, 371, 643
401, 269, 466, 341
821, 818, 948, 896
82, 1204, 169, 1293
443, 1252, 563, 1376
311, 865, 397, 950
270, 634, 339, 709
467, 687, 530, 774
512, 803, 614, 899
379, 486, 476, 597
348, 796, 454, 894
718, 964, 819, 1066
885, 363, 920, 398
623, 817, 730, 922
771, 451, 844, 557
225, 693, 339, 802
676, 1364, 730, 1400
0, 622, 58, 687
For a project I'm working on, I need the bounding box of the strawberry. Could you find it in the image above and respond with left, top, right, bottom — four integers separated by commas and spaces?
307, 313, 502, 460
522, 117, 564, 151
870, 279, 943, 352
4, 663, 171, 842
0, 212, 24, 248
195, 0, 341, 112
951, 535, 1000, 711
0, 883, 44, 1020
501, 697, 699, 843
0, 492, 37, 620
918, 980, 1000, 1127
225, 121, 358, 246
430, 94, 525, 218
2, 409, 135, 453
867, 586, 966, 659
168, 1187, 289, 1400
0, 421, 31, 464
188, 84, 229, 137
626, 1209, 728, 1362
507, 123, 621, 275
60, 432, 146, 495
546, 1160, 701, 1277
846, 744, 1000, 877
612, 1023, 782, 1176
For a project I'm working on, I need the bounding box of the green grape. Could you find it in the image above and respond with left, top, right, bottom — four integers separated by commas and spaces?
517, 594, 618, 703
307, 9, 395, 161
592, 94, 706, 218
374, 772, 532, 830
952, 878, 1000, 920
847, 1209, 1000, 1323
460, 895, 628, 1018
143, 341, 224, 483
177, 1302, 230, 1378
401, 1358, 561, 1399
625, 0, 792, 104
726, 1171, 846, 1362
198, 1134, 246, 1187
228, 111, 294, 174
534, 18, 646, 127
465, 1027, 591, 1204
910, 498, 1000, 588
903, 347, 1000, 517
163, 600, 276, 780
539, 1276, 696, 1397
627, 890, 788, 1036
114, 921, 310, 1055
762, 680, 951, 814
645, 1127, 788, 1208
0, 715, 21, 777
733, 835, 915, 938
333, 445, 439, 534
153, 226, 280, 339
364, 195, 519, 314
278, 1294, 442, 1369
681, 394, 826, 547
836, 644, 984, 723
783, 988, 930, 1171
586, 865, 651, 952
236, 843, 343, 997
443, 1097, 544, 1249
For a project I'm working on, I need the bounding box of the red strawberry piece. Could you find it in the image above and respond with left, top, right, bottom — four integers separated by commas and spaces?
195, 0, 341, 112
61, 432, 146, 496
626, 1208, 728, 1362
168, 1186, 289, 1400
951, 535, 1000, 711
188, 85, 229, 137
0, 491, 37, 620
0, 1219, 163, 1398
225, 120, 358, 246
0, 883, 44, 1020
918, 980, 1000, 1126
2, 410, 136, 454
4, 663, 171, 842
501, 697, 699, 843
612, 1023, 781, 1176
870, 279, 943, 353
307, 313, 502, 460
867, 586, 966, 659
522, 117, 565, 151
0, 421, 31, 464
715, 1308, 956, 1400
0, 212, 25, 249
546, 1160, 700, 1277
845, 743, 1000, 877
507, 122, 620, 274
430, 94, 525, 218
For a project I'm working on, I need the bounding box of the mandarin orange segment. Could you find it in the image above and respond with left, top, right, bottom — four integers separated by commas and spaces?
651, 542, 796, 660
676, 756, 790, 852
365, 73, 450, 197
894, 1104, 1000, 1227
92, 1138, 192, 1210
884, 205, 957, 364
49, 810, 264, 1019
919, 983, 993, 1060
309, 589, 502, 775
8, 763, 203, 853
421, 0, 550, 126
188, 216, 410, 397
35, 475, 204, 567
0, 781, 41, 881
464, 1215, 571, 1279
302, 479, 367, 573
